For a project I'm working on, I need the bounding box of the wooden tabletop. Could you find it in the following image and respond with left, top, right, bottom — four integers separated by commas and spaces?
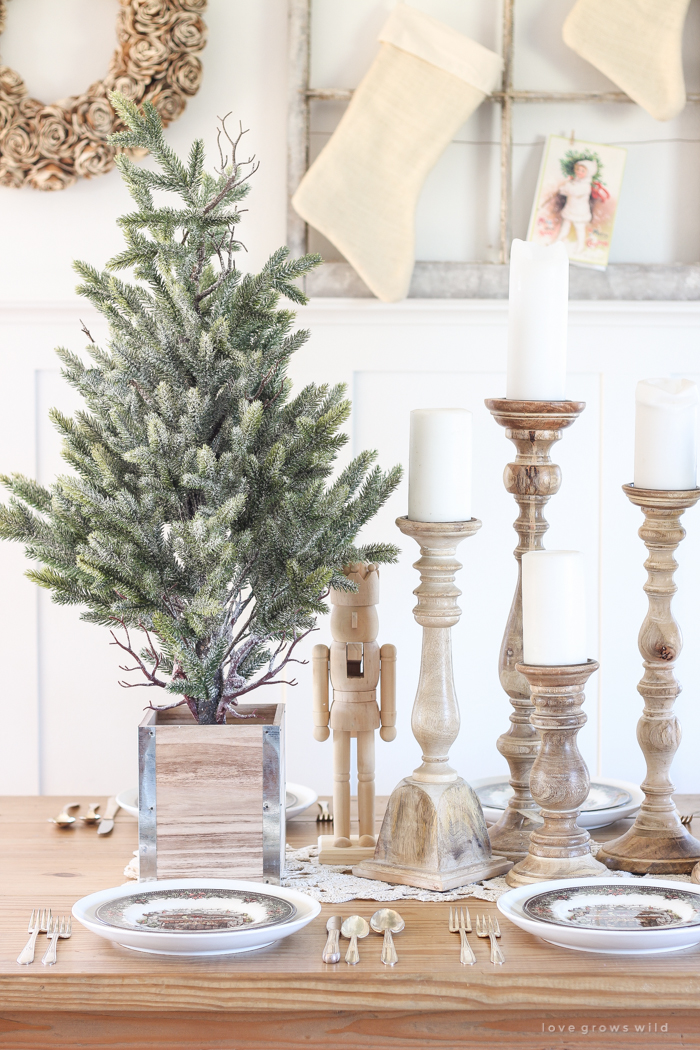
3, 795, 700, 1050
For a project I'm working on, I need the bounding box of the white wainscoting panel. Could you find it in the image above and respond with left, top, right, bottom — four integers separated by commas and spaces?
1, 299, 700, 800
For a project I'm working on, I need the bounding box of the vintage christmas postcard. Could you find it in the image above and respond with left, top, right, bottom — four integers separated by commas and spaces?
526, 135, 627, 270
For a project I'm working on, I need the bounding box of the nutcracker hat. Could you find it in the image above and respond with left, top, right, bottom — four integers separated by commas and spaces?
331, 563, 380, 607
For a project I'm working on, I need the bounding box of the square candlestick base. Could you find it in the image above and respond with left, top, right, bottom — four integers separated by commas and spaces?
318, 836, 375, 865
352, 777, 512, 891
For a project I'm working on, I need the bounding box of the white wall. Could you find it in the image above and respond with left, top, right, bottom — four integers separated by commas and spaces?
2, 2, 700, 800
0, 0, 289, 300
4, 0, 700, 280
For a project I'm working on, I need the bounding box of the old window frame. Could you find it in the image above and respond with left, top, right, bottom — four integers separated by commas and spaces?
287, 0, 700, 299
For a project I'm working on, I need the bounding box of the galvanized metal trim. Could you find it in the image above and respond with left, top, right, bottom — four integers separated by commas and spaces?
305, 261, 700, 301
262, 713, 285, 885
138, 722, 157, 882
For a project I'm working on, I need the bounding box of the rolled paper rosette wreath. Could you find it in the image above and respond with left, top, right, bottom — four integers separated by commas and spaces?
0, 0, 207, 190
292, 3, 502, 302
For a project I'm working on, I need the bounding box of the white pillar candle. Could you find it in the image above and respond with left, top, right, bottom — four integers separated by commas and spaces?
506, 239, 569, 401
408, 408, 471, 522
634, 378, 699, 491
522, 550, 587, 666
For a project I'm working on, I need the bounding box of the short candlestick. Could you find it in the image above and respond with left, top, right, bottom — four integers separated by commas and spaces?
506, 660, 606, 887
353, 517, 511, 890
598, 485, 700, 874
484, 398, 585, 860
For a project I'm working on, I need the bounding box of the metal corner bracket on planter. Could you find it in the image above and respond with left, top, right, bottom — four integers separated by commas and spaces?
138, 703, 285, 884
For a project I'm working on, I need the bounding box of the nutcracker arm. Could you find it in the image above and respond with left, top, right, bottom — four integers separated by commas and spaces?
312, 644, 330, 742
379, 643, 397, 742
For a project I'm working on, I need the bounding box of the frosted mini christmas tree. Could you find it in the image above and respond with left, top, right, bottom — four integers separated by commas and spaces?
0, 96, 401, 724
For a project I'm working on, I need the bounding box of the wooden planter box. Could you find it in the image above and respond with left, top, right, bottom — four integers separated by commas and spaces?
138, 703, 285, 884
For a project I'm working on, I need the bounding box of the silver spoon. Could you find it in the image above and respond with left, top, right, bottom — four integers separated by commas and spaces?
49, 802, 80, 827
370, 908, 405, 966
322, 915, 342, 963
341, 915, 370, 965
80, 802, 102, 825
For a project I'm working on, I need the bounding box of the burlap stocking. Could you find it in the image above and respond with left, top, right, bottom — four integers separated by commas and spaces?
292, 4, 502, 302
563, 0, 690, 121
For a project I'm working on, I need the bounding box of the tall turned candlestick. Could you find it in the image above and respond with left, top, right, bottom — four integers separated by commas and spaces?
484, 399, 586, 860
353, 517, 512, 890
598, 485, 700, 874
506, 661, 606, 887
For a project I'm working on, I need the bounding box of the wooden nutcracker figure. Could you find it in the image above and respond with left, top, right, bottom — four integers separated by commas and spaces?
312, 562, 396, 862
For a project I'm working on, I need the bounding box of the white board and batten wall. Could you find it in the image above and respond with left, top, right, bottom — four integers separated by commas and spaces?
4, 299, 700, 800
1, 1, 700, 799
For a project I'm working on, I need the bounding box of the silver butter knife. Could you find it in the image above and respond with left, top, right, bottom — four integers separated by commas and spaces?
96, 796, 121, 835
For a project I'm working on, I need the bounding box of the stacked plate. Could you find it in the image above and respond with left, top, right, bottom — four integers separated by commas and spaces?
472, 776, 643, 830
73, 879, 320, 956
283, 783, 319, 819
499, 877, 700, 954
116, 782, 318, 821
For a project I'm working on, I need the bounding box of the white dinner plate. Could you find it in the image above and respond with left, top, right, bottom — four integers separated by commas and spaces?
498, 877, 700, 954
472, 776, 643, 830
116, 782, 318, 821
284, 783, 319, 819
115, 789, 139, 817
73, 878, 320, 956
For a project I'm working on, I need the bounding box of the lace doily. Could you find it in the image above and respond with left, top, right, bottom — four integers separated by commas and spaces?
123, 844, 508, 900
124, 843, 694, 901
280, 845, 510, 903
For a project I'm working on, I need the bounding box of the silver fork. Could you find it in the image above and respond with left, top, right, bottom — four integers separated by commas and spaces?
476, 914, 505, 965
448, 906, 476, 965
41, 915, 71, 966
16, 908, 51, 965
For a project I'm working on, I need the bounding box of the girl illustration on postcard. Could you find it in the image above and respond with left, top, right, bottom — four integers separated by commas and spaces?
556, 156, 606, 254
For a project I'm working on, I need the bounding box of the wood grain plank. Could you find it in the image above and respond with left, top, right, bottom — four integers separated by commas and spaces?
156, 726, 263, 879
1, 1010, 700, 1050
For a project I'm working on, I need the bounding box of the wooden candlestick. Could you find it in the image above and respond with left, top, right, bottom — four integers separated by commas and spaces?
598, 484, 700, 874
506, 661, 606, 887
484, 398, 585, 860
353, 517, 511, 890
